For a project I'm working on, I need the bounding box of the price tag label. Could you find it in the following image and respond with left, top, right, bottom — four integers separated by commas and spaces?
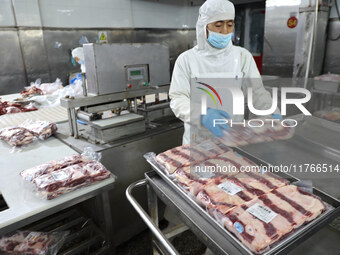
198, 141, 216, 151
217, 181, 243, 195
52, 171, 69, 182
247, 203, 277, 223
194, 169, 216, 179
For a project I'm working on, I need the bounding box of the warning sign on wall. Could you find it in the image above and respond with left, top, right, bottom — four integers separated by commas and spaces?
98, 31, 108, 43
287, 17, 298, 29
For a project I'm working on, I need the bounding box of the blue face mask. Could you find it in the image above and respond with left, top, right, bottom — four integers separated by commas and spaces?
207, 30, 233, 49
78, 60, 85, 65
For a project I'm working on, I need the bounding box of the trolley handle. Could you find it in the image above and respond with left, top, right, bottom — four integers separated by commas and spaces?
126, 179, 179, 255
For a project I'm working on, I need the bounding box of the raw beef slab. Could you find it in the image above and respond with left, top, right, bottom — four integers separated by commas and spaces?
0, 231, 64, 255
0, 127, 35, 146
156, 141, 231, 174
20, 154, 90, 181
220, 185, 326, 253
33, 160, 111, 199
21, 121, 57, 140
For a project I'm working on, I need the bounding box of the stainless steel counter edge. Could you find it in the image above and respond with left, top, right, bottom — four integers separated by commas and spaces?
60, 85, 170, 108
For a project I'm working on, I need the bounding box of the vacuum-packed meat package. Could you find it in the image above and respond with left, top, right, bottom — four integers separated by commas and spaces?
0, 127, 35, 147
155, 140, 231, 174
147, 143, 330, 254
0, 231, 68, 255
20, 154, 90, 181
21, 120, 58, 140
196, 171, 289, 215
314, 108, 340, 121
219, 121, 294, 147
32, 160, 111, 199
219, 185, 326, 253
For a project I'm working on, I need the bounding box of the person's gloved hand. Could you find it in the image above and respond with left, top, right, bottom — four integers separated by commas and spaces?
201, 108, 230, 137
271, 114, 282, 120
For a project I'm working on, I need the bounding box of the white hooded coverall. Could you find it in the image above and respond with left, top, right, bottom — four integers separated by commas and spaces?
169, 0, 276, 145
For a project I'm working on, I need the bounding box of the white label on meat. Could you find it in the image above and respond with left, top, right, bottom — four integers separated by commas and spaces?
52, 171, 69, 182
246, 203, 278, 223
25, 232, 41, 242
217, 181, 243, 195
198, 141, 215, 151
194, 170, 215, 179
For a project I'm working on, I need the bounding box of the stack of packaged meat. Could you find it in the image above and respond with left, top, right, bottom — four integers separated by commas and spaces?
314, 108, 340, 122
0, 127, 35, 147
0, 99, 38, 116
20, 120, 58, 140
0, 231, 68, 255
0, 121, 57, 147
149, 142, 327, 254
20, 154, 112, 199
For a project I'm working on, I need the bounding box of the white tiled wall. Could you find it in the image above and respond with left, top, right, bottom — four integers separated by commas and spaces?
0, 0, 200, 28
0, 0, 15, 26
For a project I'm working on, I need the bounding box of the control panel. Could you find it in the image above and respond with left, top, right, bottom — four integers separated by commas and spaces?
125, 64, 149, 90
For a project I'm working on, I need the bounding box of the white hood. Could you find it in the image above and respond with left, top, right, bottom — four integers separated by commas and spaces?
194, 0, 235, 57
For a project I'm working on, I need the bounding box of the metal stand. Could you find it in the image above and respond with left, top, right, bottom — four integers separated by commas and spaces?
126, 179, 179, 255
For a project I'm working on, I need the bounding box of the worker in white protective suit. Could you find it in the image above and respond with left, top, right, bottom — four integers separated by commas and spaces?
71, 47, 86, 73
169, 0, 280, 145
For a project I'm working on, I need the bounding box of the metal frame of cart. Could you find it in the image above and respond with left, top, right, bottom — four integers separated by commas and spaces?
127, 162, 340, 255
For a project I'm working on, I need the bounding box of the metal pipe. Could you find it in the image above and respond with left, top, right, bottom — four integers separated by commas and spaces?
70, 108, 79, 138
67, 108, 74, 136
126, 180, 179, 255
134, 98, 138, 113
82, 73, 87, 96
304, 0, 320, 89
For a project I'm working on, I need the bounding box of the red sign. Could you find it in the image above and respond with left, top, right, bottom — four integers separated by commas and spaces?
287, 17, 298, 29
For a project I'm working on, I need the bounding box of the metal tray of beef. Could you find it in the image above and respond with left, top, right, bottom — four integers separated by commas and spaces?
145, 152, 340, 255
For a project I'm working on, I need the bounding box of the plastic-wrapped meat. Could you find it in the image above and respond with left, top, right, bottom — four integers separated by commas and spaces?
0, 127, 35, 146
0, 231, 68, 255
21, 121, 57, 140
219, 122, 294, 147
196, 178, 259, 214
0, 99, 38, 116
156, 141, 231, 174
314, 108, 340, 121
6, 106, 21, 114
20, 86, 43, 98
220, 185, 326, 253
173, 153, 240, 194
33, 160, 111, 199
20, 154, 90, 181
197, 171, 289, 215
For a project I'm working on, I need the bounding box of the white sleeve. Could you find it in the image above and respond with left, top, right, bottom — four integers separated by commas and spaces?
241, 50, 280, 115
169, 54, 191, 123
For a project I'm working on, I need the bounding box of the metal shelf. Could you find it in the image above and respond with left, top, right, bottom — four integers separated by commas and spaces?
23, 208, 110, 255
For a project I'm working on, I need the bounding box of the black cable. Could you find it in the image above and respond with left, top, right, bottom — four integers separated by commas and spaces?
328, 0, 340, 41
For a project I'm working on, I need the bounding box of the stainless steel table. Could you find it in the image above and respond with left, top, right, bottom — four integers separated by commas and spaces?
0, 137, 116, 253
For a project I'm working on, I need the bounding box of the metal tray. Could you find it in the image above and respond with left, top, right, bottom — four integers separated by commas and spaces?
145, 154, 340, 255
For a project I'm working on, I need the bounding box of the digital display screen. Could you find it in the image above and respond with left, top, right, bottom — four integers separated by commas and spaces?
130, 70, 141, 76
